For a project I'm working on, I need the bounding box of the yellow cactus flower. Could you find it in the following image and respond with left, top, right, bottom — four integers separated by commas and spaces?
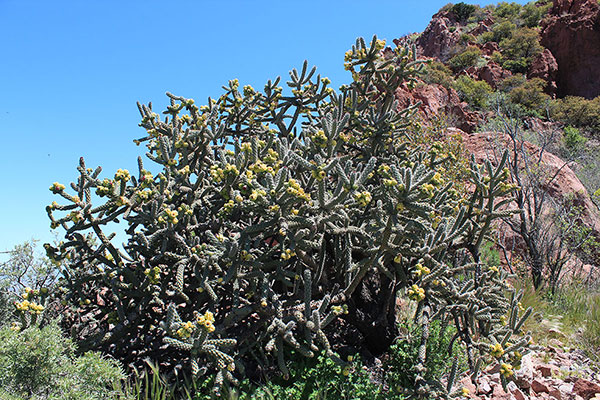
49, 182, 65, 193
408, 284, 426, 302
500, 363, 513, 378
490, 343, 504, 358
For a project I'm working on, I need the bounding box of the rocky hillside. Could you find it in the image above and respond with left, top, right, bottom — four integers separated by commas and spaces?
392, 0, 600, 282
415, 0, 600, 99
394, 0, 600, 137
393, 1, 600, 398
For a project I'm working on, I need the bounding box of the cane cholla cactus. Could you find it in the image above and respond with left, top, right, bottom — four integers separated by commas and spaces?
12, 286, 50, 330
46, 36, 531, 397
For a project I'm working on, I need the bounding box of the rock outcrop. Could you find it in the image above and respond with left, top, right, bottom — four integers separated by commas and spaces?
528, 48, 559, 96
394, 83, 481, 133
541, 0, 600, 99
416, 10, 462, 62
467, 61, 513, 89
457, 128, 600, 238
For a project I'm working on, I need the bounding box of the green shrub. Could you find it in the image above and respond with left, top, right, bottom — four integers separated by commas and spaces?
423, 60, 455, 88
467, 6, 490, 24
450, 2, 477, 22
562, 126, 587, 154
386, 319, 466, 395
498, 27, 543, 73
586, 294, 600, 355
546, 283, 600, 358
0, 239, 59, 294
520, 2, 552, 28
448, 46, 481, 72
0, 240, 60, 329
0, 291, 14, 328
0, 322, 128, 400
490, 20, 517, 43
478, 31, 494, 44
550, 96, 600, 134
226, 351, 399, 400
500, 75, 550, 113
481, 240, 501, 269
46, 36, 533, 397
452, 75, 493, 109
459, 33, 476, 45
493, 2, 522, 20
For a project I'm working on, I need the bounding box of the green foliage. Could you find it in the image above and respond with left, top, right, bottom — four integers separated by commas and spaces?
493, 2, 523, 20
490, 21, 516, 43
452, 75, 493, 109
221, 351, 399, 400
422, 61, 454, 88
480, 241, 500, 269
550, 96, 600, 134
46, 35, 532, 398
0, 322, 129, 400
520, 2, 552, 28
0, 239, 59, 294
450, 3, 477, 22
386, 319, 466, 396
448, 46, 481, 72
126, 359, 198, 400
498, 75, 549, 115
0, 291, 13, 328
498, 27, 543, 73
466, 6, 489, 24
478, 31, 494, 44
478, 20, 519, 46
562, 126, 587, 154
586, 294, 600, 355
459, 33, 476, 46
546, 283, 600, 358
0, 240, 59, 329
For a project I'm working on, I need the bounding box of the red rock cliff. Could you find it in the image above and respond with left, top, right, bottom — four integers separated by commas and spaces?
541, 0, 600, 99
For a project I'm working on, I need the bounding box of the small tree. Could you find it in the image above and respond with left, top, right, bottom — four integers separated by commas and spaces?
0, 240, 59, 328
450, 2, 477, 22
486, 95, 598, 290
498, 27, 543, 73
448, 46, 482, 72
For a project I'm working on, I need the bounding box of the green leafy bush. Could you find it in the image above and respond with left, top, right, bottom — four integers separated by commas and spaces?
0, 240, 60, 329
562, 126, 587, 154
450, 2, 477, 22
498, 27, 543, 73
448, 46, 481, 72
479, 20, 516, 44
550, 96, 600, 134
0, 322, 128, 400
459, 33, 476, 45
452, 75, 493, 109
499, 75, 550, 114
422, 61, 455, 88
223, 351, 399, 400
519, 1, 552, 28
386, 319, 466, 396
493, 2, 522, 20
46, 36, 533, 397
0, 291, 13, 328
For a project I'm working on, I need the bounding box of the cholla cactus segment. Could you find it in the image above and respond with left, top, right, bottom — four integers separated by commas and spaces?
45, 35, 531, 397
162, 304, 237, 393
13, 286, 51, 329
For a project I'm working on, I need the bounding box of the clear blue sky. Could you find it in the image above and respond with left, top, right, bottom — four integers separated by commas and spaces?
0, 0, 529, 256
